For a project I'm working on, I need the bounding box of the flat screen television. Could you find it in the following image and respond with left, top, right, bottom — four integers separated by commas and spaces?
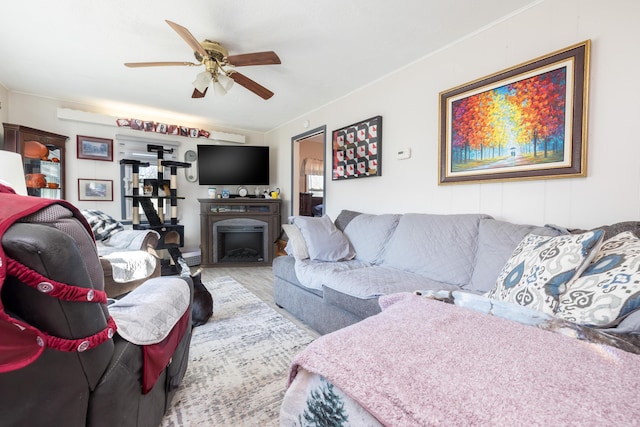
197, 145, 270, 186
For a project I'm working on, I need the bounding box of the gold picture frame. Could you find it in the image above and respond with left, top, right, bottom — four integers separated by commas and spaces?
439, 40, 590, 184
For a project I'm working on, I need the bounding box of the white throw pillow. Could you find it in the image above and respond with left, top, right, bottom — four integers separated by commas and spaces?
282, 223, 310, 260
487, 230, 604, 315
556, 231, 640, 327
291, 215, 355, 262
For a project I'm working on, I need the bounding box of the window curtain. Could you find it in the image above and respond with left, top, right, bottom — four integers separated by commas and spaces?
302, 158, 323, 175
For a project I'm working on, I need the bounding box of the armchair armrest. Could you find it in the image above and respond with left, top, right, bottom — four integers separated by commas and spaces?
100, 253, 161, 298
97, 229, 161, 298
101, 229, 160, 252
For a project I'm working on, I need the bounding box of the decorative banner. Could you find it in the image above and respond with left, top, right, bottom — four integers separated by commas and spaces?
332, 115, 382, 180
116, 118, 211, 139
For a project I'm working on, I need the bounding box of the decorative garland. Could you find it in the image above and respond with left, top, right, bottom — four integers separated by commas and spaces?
116, 118, 211, 138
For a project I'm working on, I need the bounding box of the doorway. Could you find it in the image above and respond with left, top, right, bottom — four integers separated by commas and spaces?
291, 125, 326, 217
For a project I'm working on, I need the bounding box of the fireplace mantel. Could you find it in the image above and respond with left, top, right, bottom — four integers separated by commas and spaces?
199, 198, 281, 267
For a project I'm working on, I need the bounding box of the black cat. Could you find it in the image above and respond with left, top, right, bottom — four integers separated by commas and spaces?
190, 268, 213, 327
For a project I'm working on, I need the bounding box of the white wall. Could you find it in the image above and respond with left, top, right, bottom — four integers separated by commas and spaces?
0, 84, 8, 140
4, 93, 266, 249
267, 0, 640, 230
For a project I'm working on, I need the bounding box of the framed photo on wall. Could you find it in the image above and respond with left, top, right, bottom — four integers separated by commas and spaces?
332, 115, 382, 180
77, 135, 113, 161
438, 40, 590, 184
78, 179, 113, 201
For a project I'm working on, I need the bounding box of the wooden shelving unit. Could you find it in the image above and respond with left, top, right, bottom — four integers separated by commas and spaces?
2, 123, 68, 199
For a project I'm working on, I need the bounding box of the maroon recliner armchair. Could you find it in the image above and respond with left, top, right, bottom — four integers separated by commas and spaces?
0, 189, 193, 427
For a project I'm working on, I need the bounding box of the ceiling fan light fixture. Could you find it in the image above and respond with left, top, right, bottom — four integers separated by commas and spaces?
192, 70, 212, 93
213, 79, 228, 96
126, 20, 279, 100
217, 72, 234, 91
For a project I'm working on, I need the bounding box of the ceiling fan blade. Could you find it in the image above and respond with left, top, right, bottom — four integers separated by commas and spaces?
124, 61, 199, 68
192, 87, 208, 98
229, 72, 274, 100
165, 19, 208, 59
227, 51, 281, 67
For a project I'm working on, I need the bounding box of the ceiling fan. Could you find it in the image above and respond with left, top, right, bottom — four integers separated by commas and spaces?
124, 20, 280, 99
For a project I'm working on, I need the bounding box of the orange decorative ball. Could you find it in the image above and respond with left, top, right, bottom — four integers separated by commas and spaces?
24, 140, 49, 159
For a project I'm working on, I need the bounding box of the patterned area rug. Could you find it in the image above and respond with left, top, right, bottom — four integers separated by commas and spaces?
161, 276, 315, 426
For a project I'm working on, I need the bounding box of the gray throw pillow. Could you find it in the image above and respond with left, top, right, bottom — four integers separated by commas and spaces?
292, 215, 355, 262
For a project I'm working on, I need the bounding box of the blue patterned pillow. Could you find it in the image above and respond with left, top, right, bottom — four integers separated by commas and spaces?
556, 231, 640, 327
487, 230, 604, 315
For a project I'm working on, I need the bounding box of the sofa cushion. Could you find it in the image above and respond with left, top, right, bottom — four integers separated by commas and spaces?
556, 231, 640, 327
487, 230, 604, 315
381, 213, 490, 286
322, 265, 459, 300
294, 258, 371, 291
342, 213, 400, 264
292, 215, 355, 262
322, 286, 382, 319
273, 255, 306, 287
98, 229, 159, 252
273, 256, 324, 299
468, 219, 563, 293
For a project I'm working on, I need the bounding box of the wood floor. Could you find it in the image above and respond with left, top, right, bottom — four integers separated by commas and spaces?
199, 266, 320, 338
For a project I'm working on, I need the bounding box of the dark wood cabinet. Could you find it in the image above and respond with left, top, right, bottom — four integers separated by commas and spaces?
299, 192, 323, 216
199, 198, 281, 267
2, 123, 68, 199
299, 192, 312, 216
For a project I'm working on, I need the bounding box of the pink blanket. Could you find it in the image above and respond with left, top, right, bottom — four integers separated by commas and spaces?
288, 293, 640, 426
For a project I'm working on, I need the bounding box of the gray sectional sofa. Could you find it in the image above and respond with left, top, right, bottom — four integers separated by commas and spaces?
273, 210, 562, 335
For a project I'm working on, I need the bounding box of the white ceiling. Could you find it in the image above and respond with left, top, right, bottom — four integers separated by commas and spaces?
0, 0, 538, 133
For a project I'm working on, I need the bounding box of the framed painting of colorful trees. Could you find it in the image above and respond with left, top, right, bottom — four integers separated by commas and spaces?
439, 40, 590, 184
